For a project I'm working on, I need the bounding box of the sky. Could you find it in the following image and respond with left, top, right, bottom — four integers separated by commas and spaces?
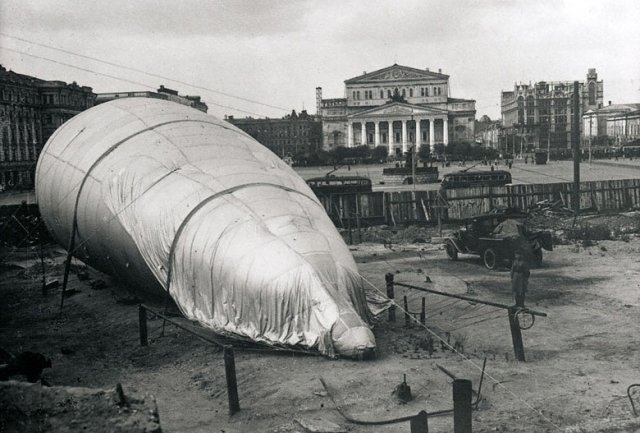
1, 0, 638, 120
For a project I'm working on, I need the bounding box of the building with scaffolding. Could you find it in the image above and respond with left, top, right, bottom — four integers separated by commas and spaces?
500, 68, 603, 158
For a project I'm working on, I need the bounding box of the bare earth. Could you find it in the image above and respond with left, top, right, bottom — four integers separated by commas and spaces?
2, 215, 640, 432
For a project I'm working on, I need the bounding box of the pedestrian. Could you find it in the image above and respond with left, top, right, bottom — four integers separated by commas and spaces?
508, 160, 513, 170
511, 250, 530, 308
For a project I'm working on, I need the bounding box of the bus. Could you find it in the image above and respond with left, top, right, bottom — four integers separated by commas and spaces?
441, 170, 512, 189
306, 176, 372, 196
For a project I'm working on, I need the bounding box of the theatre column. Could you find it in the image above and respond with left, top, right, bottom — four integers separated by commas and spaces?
429, 118, 435, 154
361, 121, 366, 146
347, 121, 353, 147
443, 118, 449, 145
415, 118, 421, 150
374, 121, 380, 147
401, 119, 408, 154
388, 121, 394, 156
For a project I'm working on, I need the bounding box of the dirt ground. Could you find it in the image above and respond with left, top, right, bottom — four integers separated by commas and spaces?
2, 215, 640, 432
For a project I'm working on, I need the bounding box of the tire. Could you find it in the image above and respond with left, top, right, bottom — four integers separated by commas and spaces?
533, 249, 543, 267
445, 241, 458, 260
483, 248, 498, 270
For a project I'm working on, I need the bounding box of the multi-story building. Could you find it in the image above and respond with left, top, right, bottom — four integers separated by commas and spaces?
607, 110, 640, 144
318, 64, 476, 156
475, 117, 501, 150
0, 65, 95, 189
226, 110, 322, 160
583, 102, 640, 143
95, 85, 208, 112
501, 68, 603, 157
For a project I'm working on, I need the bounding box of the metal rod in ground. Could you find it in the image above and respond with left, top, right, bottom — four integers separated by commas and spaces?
138, 305, 148, 346
60, 220, 78, 310
396, 281, 547, 317
404, 295, 410, 327
420, 297, 426, 325
223, 345, 241, 415
410, 410, 429, 433
385, 273, 396, 322
39, 232, 46, 296
508, 307, 525, 361
453, 379, 473, 433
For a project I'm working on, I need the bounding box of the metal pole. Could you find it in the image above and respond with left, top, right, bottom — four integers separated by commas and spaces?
453, 379, 473, 433
40, 227, 47, 296
385, 273, 396, 322
404, 295, 410, 327
547, 127, 551, 163
355, 194, 361, 244
138, 305, 148, 347
420, 297, 426, 325
508, 307, 526, 361
589, 114, 593, 168
410, 410, 429, 433
396, 281, 547, 317
223, 345, 241, 415
572, 80, 581, 214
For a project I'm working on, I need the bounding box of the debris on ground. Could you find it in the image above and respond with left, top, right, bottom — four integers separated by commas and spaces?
0, 381, 162, 433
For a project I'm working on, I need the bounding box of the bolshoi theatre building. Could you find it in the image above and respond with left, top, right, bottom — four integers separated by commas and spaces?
317, 64, 476, 156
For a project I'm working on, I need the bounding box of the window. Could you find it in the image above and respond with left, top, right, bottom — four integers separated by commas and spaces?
426, 88, 429, 97
409, 88, 413, 97
380, 90, 384, 99
388, 89, 392, 98
402, 89, 406, 97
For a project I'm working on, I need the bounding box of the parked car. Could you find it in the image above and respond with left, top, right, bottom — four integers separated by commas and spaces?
444, 211, 553, 270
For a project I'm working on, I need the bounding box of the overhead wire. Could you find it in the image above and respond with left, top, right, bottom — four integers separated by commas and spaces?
0, 33, 291, 113
0, 45, 270, 118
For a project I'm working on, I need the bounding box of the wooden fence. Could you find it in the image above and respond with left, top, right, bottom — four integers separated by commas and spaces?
318, 178, 640, 226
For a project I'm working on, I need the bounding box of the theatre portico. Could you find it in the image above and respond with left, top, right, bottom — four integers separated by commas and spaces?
346, 102, 448, 156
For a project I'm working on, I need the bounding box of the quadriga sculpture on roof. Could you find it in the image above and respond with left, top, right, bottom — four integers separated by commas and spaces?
35, 98, 386, 358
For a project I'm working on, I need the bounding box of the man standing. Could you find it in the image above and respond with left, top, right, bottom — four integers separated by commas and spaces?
511, 250, 530, 307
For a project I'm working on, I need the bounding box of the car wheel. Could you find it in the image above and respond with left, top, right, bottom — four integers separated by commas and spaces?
445, 241, 458, 260
533, 249, 543, 267
483, 248, 498, 270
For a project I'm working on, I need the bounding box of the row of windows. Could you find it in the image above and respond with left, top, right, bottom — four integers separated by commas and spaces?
518, 112, 569, 125
1, 125, 39, 146
1, 87, 92, 108
0, 145, 39, 162
352, 86, 445, 101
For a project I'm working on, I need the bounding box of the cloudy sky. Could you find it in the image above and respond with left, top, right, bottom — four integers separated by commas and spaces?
1, 0, 638, 120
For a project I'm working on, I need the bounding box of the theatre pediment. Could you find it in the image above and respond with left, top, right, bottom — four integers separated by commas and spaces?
345, 64, 449, 84
349, 103, 447, 119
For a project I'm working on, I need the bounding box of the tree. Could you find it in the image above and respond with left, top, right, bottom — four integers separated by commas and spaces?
418, 146, 431, 160
372, 146, 388, 162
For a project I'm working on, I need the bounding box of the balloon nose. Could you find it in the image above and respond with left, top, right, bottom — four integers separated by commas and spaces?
332, 326, 376, 359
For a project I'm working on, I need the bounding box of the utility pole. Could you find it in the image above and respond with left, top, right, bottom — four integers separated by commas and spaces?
589, 113, 593, 168
571, 81, 581, 214
547, 127, 551, 164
